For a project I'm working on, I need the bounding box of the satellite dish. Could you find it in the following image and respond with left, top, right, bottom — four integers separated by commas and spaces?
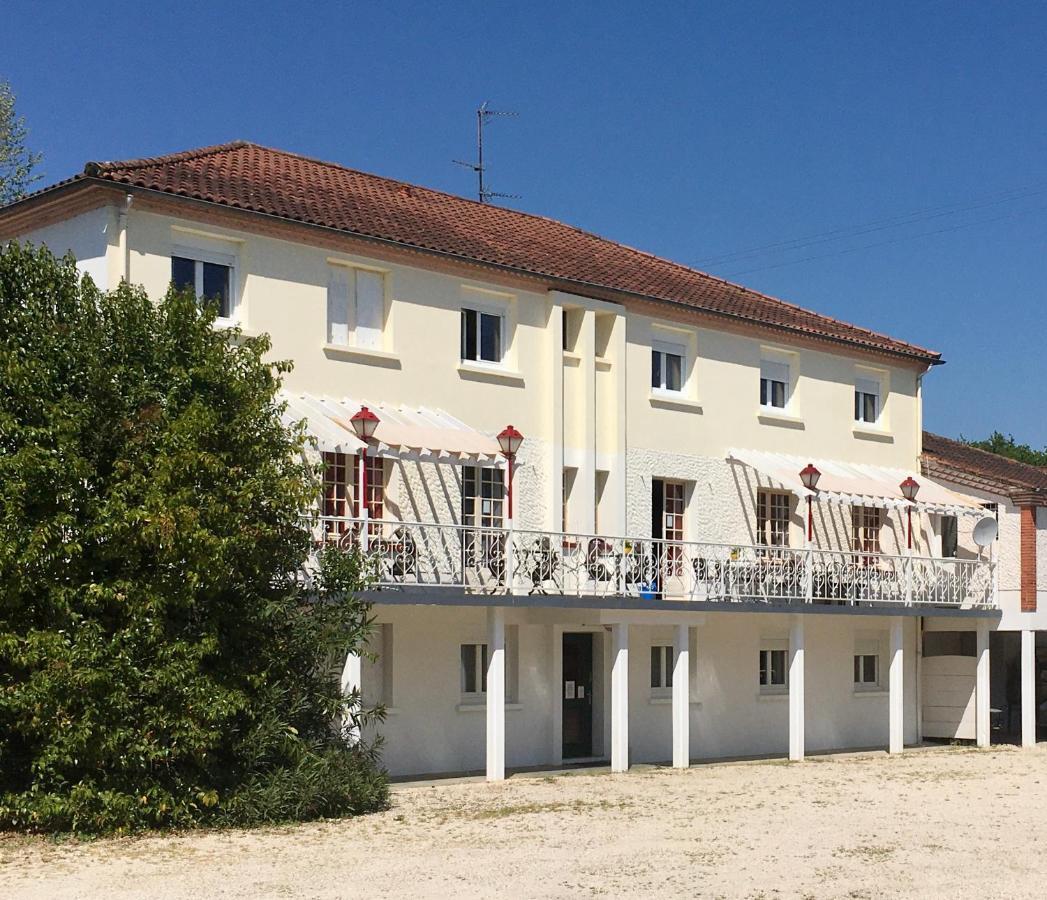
972, 515, 998, 548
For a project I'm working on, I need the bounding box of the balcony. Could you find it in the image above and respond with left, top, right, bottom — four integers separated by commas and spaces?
309, 517, 997, 610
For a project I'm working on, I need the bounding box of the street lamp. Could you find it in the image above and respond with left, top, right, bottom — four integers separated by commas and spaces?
496, 424, 524, 521
899, 476, 920, 550
799, 463, 821, 545
350, 406, 380, 519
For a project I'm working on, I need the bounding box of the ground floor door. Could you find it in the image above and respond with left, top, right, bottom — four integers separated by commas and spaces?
562, 633, 593, 759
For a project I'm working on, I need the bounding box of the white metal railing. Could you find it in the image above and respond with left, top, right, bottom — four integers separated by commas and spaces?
307, 517, 996, 609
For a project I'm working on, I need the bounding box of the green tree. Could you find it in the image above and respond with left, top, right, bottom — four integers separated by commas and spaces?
0, 243, 387, 834
963, 431, 1047, 467
0, 81, 42, 204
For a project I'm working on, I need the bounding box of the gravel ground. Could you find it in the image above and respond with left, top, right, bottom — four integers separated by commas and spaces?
3, 744, 1046, 899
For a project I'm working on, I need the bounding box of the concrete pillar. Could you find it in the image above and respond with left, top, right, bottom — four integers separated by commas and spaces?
340, 650, 362, 744
672, 624, 689, 768
788, 616, 805, 761
611, 622, 629, 772
889, 617, 904, 754
1022, 629, 1036, 748
486, 607, 506, 781
976, 621, 990, 748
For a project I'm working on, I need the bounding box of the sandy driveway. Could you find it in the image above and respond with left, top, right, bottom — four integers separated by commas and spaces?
3, 745, 1046, 899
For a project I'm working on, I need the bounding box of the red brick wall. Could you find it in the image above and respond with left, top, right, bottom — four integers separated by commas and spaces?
1020, 505, 1038, 612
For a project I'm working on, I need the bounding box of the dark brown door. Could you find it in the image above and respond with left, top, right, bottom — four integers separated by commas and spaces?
562, 633, 593, 758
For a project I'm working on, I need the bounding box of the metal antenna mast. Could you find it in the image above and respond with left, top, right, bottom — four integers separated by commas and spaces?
454, 101, 520, 203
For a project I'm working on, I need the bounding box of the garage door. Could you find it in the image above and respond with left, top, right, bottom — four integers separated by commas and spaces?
921, 631, 976, 740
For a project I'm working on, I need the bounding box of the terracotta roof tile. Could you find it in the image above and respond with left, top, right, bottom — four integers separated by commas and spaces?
28, 141, 942, 362
922, 431, 1047, 494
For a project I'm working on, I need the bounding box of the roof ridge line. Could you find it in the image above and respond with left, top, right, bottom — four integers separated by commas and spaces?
84, 140, 255, 176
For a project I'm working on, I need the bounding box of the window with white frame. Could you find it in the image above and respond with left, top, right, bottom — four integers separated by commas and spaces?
327, 265, 385, 349
651, 341, 685, 393
460, 643, 488, 697
756, 490, 790, 549
650, 645, 674, 693
853, 637, 882, 690
461, 307, 504, 364
940, 515, 958, 558
854, 375, 881, 424
851, 506, 883, 555
172, 251, 236, 320
760, 358, 789, 409
759, 644, 788, 692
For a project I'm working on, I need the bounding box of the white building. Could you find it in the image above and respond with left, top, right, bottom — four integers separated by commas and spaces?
0, 142, 1014, 779
921, 432, 1047, 747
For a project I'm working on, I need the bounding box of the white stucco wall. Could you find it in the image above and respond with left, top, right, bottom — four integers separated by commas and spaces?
363, 605, 919, 777
18, 206, 113, 290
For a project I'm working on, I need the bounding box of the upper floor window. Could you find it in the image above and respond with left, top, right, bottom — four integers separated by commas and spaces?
757, 490, 790, 548
854, 376, 881, 424
759, 359, 789, 409
327, 266, 385, 349
462, 466, 504, 528
172, 254, 234, 320
651, 341, 685, 393
461, 308, 504, 364
851, 506, 883, 555
940, 515, 958, 558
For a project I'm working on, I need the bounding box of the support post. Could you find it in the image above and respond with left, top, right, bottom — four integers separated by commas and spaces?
889, 616, 904, 754
672, 624, 689, 768
788, 615, 805, 761
976, 621, 990, 748
486, 607, 506, 781
340, 650, 362, 745
1022, 629, 1036, 748
611, 622, 629, 772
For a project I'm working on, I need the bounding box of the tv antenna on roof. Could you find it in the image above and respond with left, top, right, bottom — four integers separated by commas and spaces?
454, 101, 520, 204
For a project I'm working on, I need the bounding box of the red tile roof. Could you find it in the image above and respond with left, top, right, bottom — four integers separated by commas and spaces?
28, 141, 943, 362
922, 431, 1047, 496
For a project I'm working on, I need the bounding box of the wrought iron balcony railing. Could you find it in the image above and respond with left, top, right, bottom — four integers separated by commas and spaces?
308, 517, 996, 610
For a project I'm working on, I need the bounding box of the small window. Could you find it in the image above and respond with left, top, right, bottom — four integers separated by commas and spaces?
172, 255, 234, 319
651, 342, 684, 392
757, 490, 790, 549
760, 359, 789, 409
940, 515, 958, 558
651, 645, 674, 691
759, 648, 787, 690
855, 376, 880, 424
854, 654, 879, 686
461, 643, 488, 696
461, 308, 503, 363
851, 506, 883, 555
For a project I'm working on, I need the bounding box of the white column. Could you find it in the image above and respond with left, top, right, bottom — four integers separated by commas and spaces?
672, 624, 689, 768
340, 650, 362, 744
486, 607, 506, 781
788, 616, 805, 762
611, 622, 629, 772
889, 617, 904, 754
1022, 630, 1036, 748
976, 621, 990, 748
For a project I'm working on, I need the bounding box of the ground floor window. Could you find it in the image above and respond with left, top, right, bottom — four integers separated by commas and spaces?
854, 654, 879, 686
650, 644, 674, 694
461, 643, 488, 697
759, 646, 787, 692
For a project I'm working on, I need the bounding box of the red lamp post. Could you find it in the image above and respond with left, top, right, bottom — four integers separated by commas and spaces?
350, 406, 380, 520
496, 425, 524, 521
799, 463, 821, 545
899, 476, 920, 550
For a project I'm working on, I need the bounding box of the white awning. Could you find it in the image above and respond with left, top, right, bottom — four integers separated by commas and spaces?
727, 447, 985, 516
281, 392, 503, 464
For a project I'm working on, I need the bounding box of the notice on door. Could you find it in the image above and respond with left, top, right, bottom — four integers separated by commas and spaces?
564, 680, 575, 699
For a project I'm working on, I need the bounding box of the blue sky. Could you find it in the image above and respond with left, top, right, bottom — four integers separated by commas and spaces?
6, 1, 1046, 445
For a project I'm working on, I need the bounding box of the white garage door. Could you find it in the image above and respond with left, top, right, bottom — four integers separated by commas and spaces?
922, 631, 977, 741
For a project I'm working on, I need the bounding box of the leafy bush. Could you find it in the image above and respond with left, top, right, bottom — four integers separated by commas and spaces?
0, 243, 387, 834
